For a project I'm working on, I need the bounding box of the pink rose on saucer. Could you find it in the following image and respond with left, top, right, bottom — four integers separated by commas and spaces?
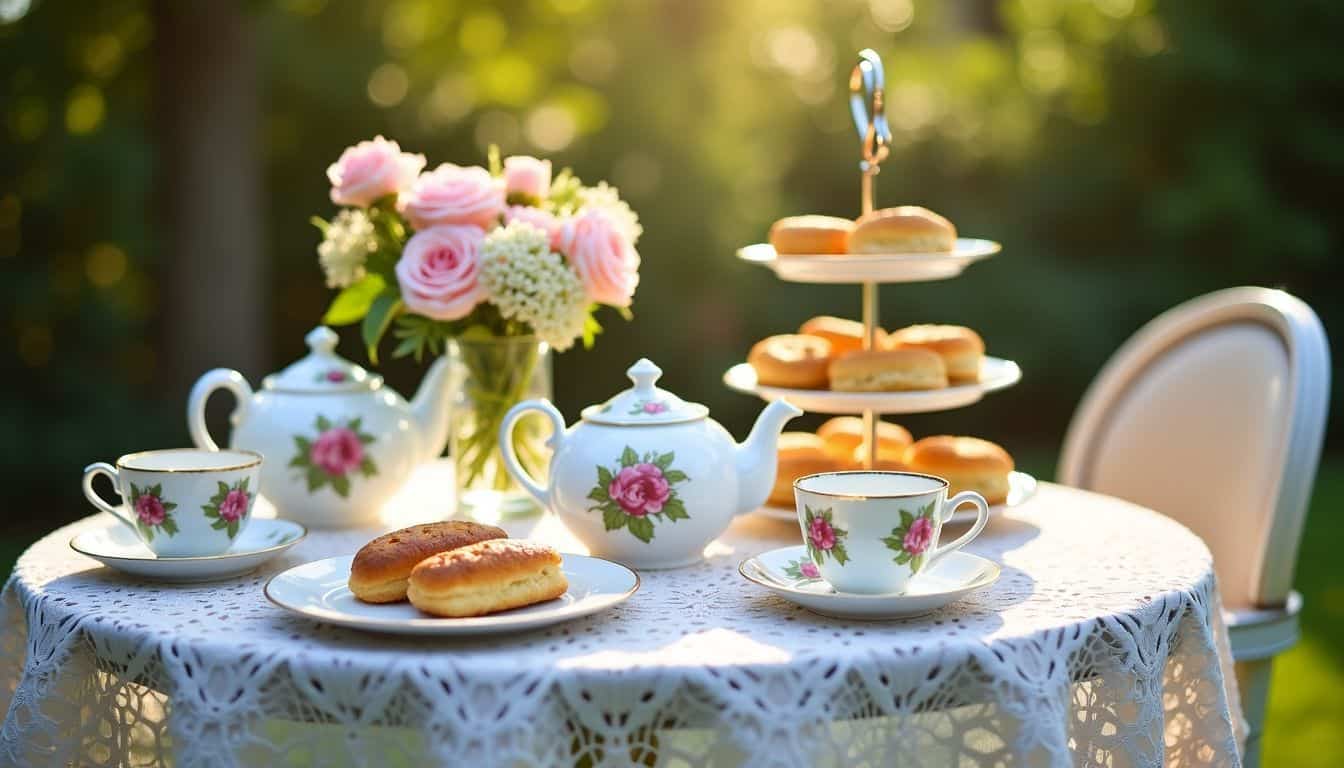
903, 516, 934, 555
800, 561, 821, 579
218, 489, 250, 522
555, 208, 640, 308
608, 463, 671, 517
310, 426, 364, 476
397, 163, 504, 230
395, 225, 485, 320
503, 155, 552, 202
326, 136, 425, 207
135, 494, 166, 526
504, 205, 561, 240
808, 516, 836, 551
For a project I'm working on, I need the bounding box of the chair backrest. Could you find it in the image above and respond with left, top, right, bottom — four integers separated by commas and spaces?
1059, 287, 1330, 611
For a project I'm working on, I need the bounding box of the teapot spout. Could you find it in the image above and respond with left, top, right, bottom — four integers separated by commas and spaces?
409, 355, 453, 464
734, 398, 803, 515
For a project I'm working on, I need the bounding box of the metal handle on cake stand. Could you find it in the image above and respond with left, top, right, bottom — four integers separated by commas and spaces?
851, 48, 891, 469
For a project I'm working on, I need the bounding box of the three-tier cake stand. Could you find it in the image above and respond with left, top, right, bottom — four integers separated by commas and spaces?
725, 49, 1032, 521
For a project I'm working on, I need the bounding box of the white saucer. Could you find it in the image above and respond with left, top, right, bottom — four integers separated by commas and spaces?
723, 357, 1021, 415
754, 472, 1038, 525
737, 239, 1001, 284
739, 545, 999, 620
265, 553, 640, 636
70, 517, 308, 582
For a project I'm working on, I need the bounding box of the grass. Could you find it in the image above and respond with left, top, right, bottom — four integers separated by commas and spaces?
1, 458, 1340, 764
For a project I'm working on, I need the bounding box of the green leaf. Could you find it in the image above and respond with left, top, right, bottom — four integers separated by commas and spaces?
358, 433, 376, 445
161, 518, 178, 536
661, 497, 690, 521
596, 465, 614, 487
138, 522, 153, 541
348, 417, 362, 432
900, 509, 915, 528
330, 473, 351, 498
588, 486, 610, 503
323, 274, 387, 326
654, 452, 675, 471
601, 507, 627, 531
288, 454, 308, 468
240, 477, 250, 492
203, 505, 218, 518
895, 550, 911, 565
910, 553, 924, 573
227, 520, 239, 538
310, 215, 330, 234
217, 481, 230, 497
663, 469, 688, 483
161, 502, 177, 512
831, 542, 850, 565
362, 294, 403, 364
882, 534, 903, 552
211, 518, 228, 530
392, 334, 421, 359
581, 309, 603, 350
627, 516, 655, 543
918, 500, 937, 520
619, 446, 638, 468
315, 414, 332, 432
360, 457, 378, 477
129, 483, 142, 503
149, 483, 162, 498
306, 467, 325, 492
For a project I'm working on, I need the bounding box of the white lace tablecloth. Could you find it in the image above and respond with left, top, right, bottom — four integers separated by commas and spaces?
1, 478, 1244, 767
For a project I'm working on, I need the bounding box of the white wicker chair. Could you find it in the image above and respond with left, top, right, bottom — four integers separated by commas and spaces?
1059, 287, 1330, 767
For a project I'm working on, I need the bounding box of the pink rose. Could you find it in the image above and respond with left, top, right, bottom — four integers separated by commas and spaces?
218, 489, 250, 522
310, 426, 364, 476
808, 516, 836, 551
903, 516, 934, 556
503, 205, 561, 240
135, 494, 165, 526
397, 163, 504, 230
554, 208, 640, 307
503, 155, 552, 202
326, 136, 425, 207
607, 462, 671, 517
800, 561, 820, 579
325, 371, 346, 382
395, 225, 485, 320
642, 401, 667, 414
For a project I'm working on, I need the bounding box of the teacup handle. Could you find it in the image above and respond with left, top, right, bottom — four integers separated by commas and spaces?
498, 400, 566, 510
81, 462, 138, 531
924, 491, 990, 571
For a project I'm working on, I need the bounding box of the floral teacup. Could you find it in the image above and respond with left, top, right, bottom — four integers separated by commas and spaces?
82, 449, 262, 557
794, 471, 990, 595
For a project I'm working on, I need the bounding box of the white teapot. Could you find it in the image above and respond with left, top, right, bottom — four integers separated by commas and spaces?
499, 359, 801, 568
187, 326, 452, 529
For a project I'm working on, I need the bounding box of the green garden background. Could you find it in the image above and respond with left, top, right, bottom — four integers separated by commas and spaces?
2, 0, 1341, 762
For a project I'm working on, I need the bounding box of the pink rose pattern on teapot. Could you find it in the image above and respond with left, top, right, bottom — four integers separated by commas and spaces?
586, 446, 690, 543
288, 414, 379, 498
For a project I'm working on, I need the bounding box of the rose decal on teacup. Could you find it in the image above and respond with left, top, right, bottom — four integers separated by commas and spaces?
130, 483, 179, 541
201, 477, 254, 539
586, 446, 690, 543
803, 506, 850, 566
881, 500, 939, 573
289, 414, 379, 498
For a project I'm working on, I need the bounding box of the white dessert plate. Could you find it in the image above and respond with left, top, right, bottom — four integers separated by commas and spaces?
70, 517, 307, 582
739, 546, 999, 620
737, 239, 1001, 284
723, 357, 1021, 415
754, 471, 1037, 525
265, 553, 639, 636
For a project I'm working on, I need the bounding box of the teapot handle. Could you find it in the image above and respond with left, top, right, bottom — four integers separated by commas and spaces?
498, 400, 566, 510
187, 369, 253, 451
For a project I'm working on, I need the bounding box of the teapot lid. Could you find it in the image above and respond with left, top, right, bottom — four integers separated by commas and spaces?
581, 359, 709, 426
262, 327, 382, 393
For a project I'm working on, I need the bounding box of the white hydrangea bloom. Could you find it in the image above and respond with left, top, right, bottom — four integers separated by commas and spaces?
317, 209, 378, 288
480, 221, 591, 351
578, 181, 642, 245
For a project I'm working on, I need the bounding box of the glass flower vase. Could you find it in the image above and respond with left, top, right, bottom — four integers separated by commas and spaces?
448, 335, 553, 521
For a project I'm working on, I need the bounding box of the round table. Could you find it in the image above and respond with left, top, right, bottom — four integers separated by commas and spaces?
1, 473, 1244, 767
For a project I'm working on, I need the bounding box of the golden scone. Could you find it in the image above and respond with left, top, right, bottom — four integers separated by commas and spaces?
349, 521, 507, 603
407, 539, 568, 618
903, 436, 1014, 505
886, 324, 985, 383
828, 348, 947, 391
771, 433, 836, 507
769, 215, 853, 255
748, 334, 833, 389
816, 416, 912, 465
849, 206, 956, 254
798, 316, 883, 358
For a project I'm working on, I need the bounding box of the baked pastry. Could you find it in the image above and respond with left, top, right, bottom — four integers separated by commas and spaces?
902, 436, 1014, 505
407, 539, 568, 618
748, 334, 833, 389
849, 206, 956, 254
886, 324, 984, 383
816, 416, 912, 465
828, 348, 947, 391
798, 316, 883, 358
771, 433, 837, 507
349, 521, 507, 603
768, 215, 853, 255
